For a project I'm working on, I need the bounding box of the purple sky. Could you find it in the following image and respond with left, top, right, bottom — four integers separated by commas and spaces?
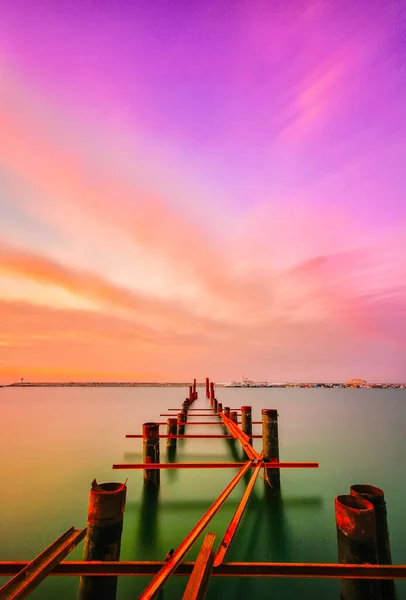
0, 0, 405, 382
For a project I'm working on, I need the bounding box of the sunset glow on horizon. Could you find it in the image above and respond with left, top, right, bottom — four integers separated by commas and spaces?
1, 0, 406, 384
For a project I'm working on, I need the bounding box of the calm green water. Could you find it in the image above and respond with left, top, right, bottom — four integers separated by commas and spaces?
1, 387, 406, 599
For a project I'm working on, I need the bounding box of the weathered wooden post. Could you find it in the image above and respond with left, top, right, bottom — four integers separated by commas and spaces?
230, 411, 238, 424
182, 400, 189, 419
178, 412, 187, 435
189, 385, 194, 403
262, 409, 280, 489
223, 407, 230, 418
351, 484, 394, 598
166, 417, 177, 448
217, 402, 223, 414
206, 377, 210, 398
335, 494, 381, 600
78, 480, 127, 600
193, 378, 197, 400
214, 398, 218, 412
143, 422, 160, 488
210, 382, 214, 405
241, 406, 252, 437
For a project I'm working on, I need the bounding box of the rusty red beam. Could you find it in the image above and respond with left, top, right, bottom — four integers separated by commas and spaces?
221, 414, 260, 460
0, 527, 86, 599
214, 457, 264, 567
182, 533, 216, 600
160, 414, 219, 417
126, 434, 262, 439
138, 460, 255, 599
1, 561, 406, 579
112, 462, 319, 470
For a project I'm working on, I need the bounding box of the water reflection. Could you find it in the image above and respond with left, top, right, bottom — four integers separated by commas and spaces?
137, 485, 160, 558
165, 446, 178, 483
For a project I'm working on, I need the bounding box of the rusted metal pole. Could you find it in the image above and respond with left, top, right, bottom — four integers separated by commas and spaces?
143, 423, 160, 488
223, 407, 230, 418
182, 533, 216, 600
214, 457, 264, 567
241, 406, 252, 438
178, 412, 187, 435
113, 461, 319, 470
262, 409, 280, 489
335, 494, 380, 600
205, 378, 210, 398
138, 460, 254, 600
351, 485, 394, 598
78, 480, 127, 600
166, 418, 178, 448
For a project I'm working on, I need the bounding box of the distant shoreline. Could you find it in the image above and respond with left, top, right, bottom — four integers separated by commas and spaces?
2, 382, 405, 388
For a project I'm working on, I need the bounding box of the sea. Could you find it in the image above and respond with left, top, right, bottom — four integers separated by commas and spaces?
1, 386, 405, 599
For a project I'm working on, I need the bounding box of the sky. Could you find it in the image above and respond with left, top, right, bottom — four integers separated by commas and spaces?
0, 0, 405, 383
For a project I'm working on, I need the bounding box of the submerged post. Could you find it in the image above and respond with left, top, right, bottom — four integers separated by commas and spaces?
241, 406, 252, 437
78, 480, 127, 600
206, 378, 210, 398
335, 494, 380, 600
224, 407, 230, 418
143, 422, 160, 488
262, 409, 280, 489
351, 484, 394, 598
166, 418, 178, 448
217, 402, 223, 414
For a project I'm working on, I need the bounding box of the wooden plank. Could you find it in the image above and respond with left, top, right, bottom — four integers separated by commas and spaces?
0, 527, 86, 600
182, 533, 216, 600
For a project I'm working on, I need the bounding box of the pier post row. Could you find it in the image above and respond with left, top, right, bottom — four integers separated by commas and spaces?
78, 480, 127, 600
350, 484, 394, 598
241, 406, 252, 437
262, 409, 281, 489
166, 418, 177, 448
142, 422, 160, 488
335, 494, 380, 600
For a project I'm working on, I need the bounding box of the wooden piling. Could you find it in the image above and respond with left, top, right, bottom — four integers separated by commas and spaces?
217, 402, 223, 414
262, 409, 280, 489
78, 480, 126, 600
351, 484, 394, 598
189, 386, 194, 403
205, 378, 210, 398
166, 418, 178, 448
178, 412, 187, 435
193, 378, 197, 401
335, 494, 380, 600
224, 407, 230, 418
210, 382, 214, 406
230, 411, 238, 424
214, 398, 218, 412
241, 406, 252, 437
143, 422, 160, 488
